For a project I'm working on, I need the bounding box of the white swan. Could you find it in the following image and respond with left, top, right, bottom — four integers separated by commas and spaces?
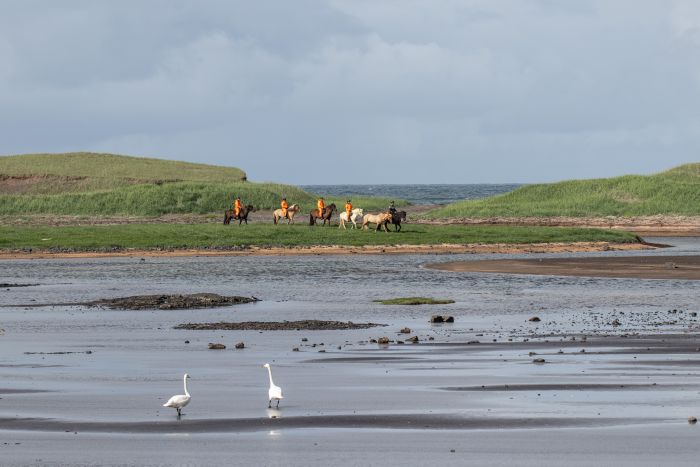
263, 363, 283, 408
163, 373, 191, 417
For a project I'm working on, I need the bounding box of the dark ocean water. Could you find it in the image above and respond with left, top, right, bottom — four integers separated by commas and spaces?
301, 184, 522, 205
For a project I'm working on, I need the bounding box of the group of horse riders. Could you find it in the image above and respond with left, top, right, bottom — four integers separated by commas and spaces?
228, 195, 402, 229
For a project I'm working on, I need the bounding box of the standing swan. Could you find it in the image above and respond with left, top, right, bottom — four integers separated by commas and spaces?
163, 373, 191, 418
263, 363, 283, 408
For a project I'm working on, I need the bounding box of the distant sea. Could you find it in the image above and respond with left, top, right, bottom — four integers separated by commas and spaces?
301, 184, 522, 206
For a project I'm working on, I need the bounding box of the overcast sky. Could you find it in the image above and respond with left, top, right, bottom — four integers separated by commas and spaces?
1, 1, 699, 184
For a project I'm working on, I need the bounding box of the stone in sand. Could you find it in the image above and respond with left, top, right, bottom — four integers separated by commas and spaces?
430, 315, 444, 323
400, 327, 411, 334
444, 316, 455, 323
235, 342, 245, 349
377, 337, 390, 345
208, 343, 226, 350
689, 416, 697, 424
529, 316, 541, 322
407, 336, 419, 343
532, 358, 546, 364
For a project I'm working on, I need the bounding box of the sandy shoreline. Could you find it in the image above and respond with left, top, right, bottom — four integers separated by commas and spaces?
428, 254, 700, 280
0, 241, 654, 260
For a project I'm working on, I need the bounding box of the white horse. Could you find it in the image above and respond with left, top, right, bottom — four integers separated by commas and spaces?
362, 212, 392, 232
273, 204, 300, 225
339, 208, 364, 229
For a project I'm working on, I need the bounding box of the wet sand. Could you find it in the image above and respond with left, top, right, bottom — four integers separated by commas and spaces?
1, 246, 699, 465
428, 254, 700, 280
0, 240, 652, 260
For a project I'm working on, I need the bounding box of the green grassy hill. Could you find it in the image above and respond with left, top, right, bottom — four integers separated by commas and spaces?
0, 152, 247, 195
0, 152, 402, 216
426, 163, 700, 218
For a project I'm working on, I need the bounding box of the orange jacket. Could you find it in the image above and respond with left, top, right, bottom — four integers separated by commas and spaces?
317, 199, 325, 212
234, 199, 241, 214
281, 200, 288, 210
345, 203, 352, 214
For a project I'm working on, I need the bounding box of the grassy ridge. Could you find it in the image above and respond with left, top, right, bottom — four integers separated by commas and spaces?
426, 163, 700, 218
0, 224, 638, 251
0, 152, 406, 215
0, 152, 246, 186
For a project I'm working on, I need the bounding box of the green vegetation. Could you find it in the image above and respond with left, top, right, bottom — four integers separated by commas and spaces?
0, 152, 246, 191
374, 297, 455, 305
0, 152, 407, 216
0, 224, 638, 252
426, 163, 700, 218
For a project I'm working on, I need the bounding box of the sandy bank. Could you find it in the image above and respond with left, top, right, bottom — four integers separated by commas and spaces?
418, 215, 700, 236
427, 255, 700, 280
0, 241, 653, 260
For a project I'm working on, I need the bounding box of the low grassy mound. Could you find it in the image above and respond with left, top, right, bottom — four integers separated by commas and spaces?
374, 297, 455, 305
0, 152, 406, 216
0, 224, 638, 252
426, 163, 700, 218
0, 152, 246, 194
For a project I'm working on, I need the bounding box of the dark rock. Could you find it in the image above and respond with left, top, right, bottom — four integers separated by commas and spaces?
377, 337, 390, 345
689, 416, 697, 424
234, 342, 245, 349
292, 347, 299, 352
443, 316, 455, 323
528, 316, 541, 322
208, 343, 226, 350
89, 293, 258, 310
611, 319, 621, 326
175, 320, 387, 331
400, 327, 411, 334
532, 358, 546, 364
430, 315, 444, 323
184, 340, 190, 344
407, 336, 419, 343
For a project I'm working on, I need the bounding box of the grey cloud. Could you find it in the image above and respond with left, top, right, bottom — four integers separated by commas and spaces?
0, 0, 698, 183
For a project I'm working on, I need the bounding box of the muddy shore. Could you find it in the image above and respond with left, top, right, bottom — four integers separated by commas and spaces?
0, 240, 653, 260
428, 254, 700, 280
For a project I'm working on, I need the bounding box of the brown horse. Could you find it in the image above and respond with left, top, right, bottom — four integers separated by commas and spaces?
309, 203, 337, 226
223, 204, 256, 225
385, 210, 407, 232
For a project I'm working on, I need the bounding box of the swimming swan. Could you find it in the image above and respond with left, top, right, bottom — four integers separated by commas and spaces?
263, 363, 283, 408
163, 373, 191, 417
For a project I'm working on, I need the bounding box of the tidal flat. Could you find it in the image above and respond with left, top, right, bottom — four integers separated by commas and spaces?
0, 237, 699, 466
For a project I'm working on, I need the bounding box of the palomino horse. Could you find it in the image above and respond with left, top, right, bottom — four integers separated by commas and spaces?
362, 212, 393, 232
339, 208, 364, 229
223, 204, 256, 225
309, 203, 337, 226
385, 210, 407, 232
273, 204, 300, 225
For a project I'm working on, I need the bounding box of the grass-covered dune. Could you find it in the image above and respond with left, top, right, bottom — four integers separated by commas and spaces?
0, 152, 404, 216
0, 152, 247, 194
426, 163, 700, 218
0, 224, 638, 252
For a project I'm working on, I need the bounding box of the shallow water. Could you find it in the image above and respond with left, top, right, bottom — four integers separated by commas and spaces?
0, 238, 699, 465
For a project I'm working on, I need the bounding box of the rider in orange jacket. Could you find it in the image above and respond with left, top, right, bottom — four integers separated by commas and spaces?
317, 198, 326, 217
281, 198, 289, 218
344, 200, 352, 221
233, 197, 242, 217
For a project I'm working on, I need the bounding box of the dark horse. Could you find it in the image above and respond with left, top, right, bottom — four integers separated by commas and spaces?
223, 204, 256, 225
384, 210, 407, 232
309, 203, 337, 226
